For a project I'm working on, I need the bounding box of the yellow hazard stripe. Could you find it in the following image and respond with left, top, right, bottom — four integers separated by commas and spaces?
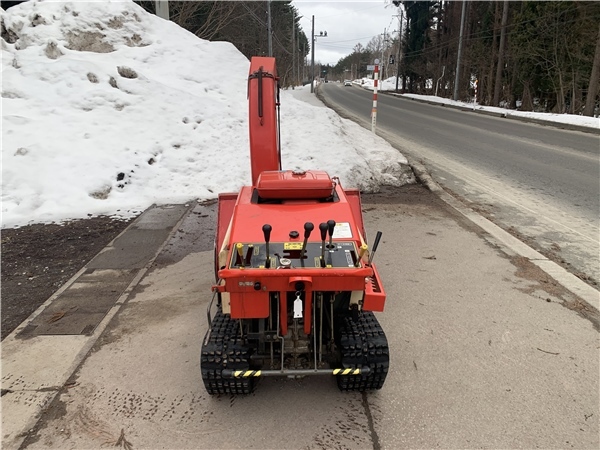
232, 370, 262, 377
333, 368, 361, 376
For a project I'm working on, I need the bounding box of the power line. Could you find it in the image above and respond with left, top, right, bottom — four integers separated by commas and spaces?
239, 2, 293, 56
316, 3, 388, 19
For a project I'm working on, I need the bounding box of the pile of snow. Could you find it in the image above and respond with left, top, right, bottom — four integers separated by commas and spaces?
1, 0, 412, 228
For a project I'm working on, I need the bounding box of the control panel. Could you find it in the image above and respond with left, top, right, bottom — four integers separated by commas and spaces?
230, 241, 359, 269
229, 220, 376, 269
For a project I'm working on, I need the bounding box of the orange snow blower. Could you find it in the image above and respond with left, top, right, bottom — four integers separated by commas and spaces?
201, 57, 389, 394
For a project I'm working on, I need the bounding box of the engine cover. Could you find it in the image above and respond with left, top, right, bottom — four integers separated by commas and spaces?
256, 170, 335, 199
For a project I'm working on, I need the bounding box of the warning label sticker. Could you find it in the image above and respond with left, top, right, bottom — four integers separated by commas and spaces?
333, 222, 352, 239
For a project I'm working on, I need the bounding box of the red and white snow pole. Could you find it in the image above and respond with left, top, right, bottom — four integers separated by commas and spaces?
371, 59, 379, 133
473, 78, 478, 110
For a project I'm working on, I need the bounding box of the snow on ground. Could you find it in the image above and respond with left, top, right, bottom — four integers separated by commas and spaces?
357, 77, 600, 129
1, 0, 411, 229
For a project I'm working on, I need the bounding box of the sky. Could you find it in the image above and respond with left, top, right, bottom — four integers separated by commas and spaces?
294, 0, 401, 66
1, 0, 596, 229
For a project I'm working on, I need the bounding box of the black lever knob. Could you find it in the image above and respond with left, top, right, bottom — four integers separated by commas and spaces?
319, 222, 328, 241
371, 231, 382, 253
327, 220, 336, 238
303, 222, 314, 239
368, 231, 383, 265
262, 224, 272, 243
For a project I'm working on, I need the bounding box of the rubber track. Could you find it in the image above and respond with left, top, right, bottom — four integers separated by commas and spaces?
201, 309, 253, 395
337, 311, 389, 391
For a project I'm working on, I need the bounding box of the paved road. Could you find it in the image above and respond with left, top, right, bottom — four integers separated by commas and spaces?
2, 188, 598, 449
320, 83, 600, 287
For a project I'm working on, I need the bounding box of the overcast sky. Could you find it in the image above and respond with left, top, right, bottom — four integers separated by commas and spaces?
294, 0, 402, 66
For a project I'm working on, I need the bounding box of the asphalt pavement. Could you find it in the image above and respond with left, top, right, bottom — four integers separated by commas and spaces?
319, 83, 600, 287
2, 185, 598, 450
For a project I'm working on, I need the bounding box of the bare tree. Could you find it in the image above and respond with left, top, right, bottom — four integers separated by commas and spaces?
169, 1, 238, 40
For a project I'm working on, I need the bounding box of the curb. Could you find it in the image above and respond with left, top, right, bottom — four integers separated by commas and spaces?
318, 86, 599, 313
408, 160, 599, 313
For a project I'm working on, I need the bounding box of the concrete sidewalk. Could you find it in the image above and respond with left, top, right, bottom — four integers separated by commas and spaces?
1, 203, 195, 449
2, 186, 598, 450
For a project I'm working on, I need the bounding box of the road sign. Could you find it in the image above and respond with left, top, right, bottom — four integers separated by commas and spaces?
367, 65, 375, 71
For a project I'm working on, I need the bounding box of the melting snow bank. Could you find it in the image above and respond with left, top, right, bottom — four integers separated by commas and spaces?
357, 78, 599, 129
280, 86, 415, 192
1, 0, 412, 228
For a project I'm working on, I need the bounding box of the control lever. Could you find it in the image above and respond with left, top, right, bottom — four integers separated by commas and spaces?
262, 224, 272, 268
244, 244, 254, 266
319, 222, 328, 267
326, 219, 336, 249
301, 222, 314, 266
367, 231, 383, 265
355, 244, 368, 267
236, 242, 244, 268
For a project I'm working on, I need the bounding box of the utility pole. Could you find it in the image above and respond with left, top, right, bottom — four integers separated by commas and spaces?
453, 0, 467, 101
310, 17, 328, 92
155, 0, 169, 20
381, 28, 386, 80
302, 42, 306, 82
493, 0, 509, 106
292, 16, 295, 85
395, 10, 403, 93
311, 15, 315, 93
267, 0, 273, 57
296, 15, 303, 85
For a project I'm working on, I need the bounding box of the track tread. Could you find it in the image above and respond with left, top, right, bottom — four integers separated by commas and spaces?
336, 311, 389, 391
201, 309, 253, 395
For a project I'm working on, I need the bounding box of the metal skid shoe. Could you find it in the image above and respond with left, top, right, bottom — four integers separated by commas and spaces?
336, 311, 389, 392
201, 308, 254, 395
